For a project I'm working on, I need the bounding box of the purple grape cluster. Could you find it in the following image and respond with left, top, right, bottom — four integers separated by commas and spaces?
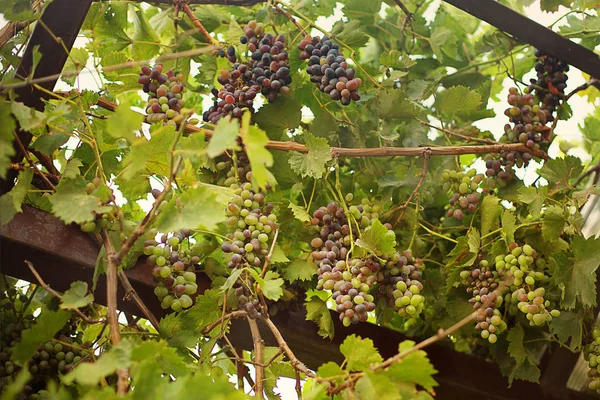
144, 229, 200, 312
203, 21, 291, 123
298, 35, 362, 105
528, 50, 569, 121
138, 63, 187, 126
441, 168, 484, 221
379, 250, 426, 318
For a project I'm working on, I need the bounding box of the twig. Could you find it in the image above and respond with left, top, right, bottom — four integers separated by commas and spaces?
180, 2, 219, 45
393, 151, 430, 227
564, 78, 600, 102
29, 148, 60, 175
274, 3, 307, 35
295, 370, 302, 399
24, 260, 104, 324
91, 96, 549, 159
201, 310, 248, 335
261, 316, 315, 378
117, 271, 160, 330
13, 132, 56, 191
572, 160, 600, 189
248, 318, 265, 399
417, 119, 499, 145
260, 229, 279, 278
391, 0, 414, 21
100, 230, 129, 394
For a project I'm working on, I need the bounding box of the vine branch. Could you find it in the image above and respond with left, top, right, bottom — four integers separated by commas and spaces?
179, 2, 219, 45
248, 318, 265, 399
117, 271, 160, 330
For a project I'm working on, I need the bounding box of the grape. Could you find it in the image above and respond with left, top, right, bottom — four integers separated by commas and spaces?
139, 63, 188, 126
442, 168, 484, 221
298, 35, 361, 105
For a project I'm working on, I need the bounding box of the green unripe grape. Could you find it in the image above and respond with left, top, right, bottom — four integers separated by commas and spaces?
365, 294, 374, 303
396, 281, 407, 292
550, 309, 561, 317
180, 295, 193, 308
488, 334, 497, 344
514, 270, 524, 279
459, 182, 468, 194
459, 270, 470, 280
525, 276, 535, 286
244, 199, 253, 208
268, 214, 277, 222
395, 298, 403, 308
345, 193, 354, 202
481, 330, 490, 339
409, 285, 420, 294
245, 243, 254, 253
258, 233, 269, 243
245, 215, 258, 225
176, 276, 186, 285
401, 296, 411, 306
81, 221, 96, 232
343, 317, 351, 327
159, 266, 171, 278
45, 342, 54, 353
514, 278, 522, 286
143, 246, 155, 256
185, 283, 197, 295
171, 299, 182, 312
512, 247, 523, 257
523, 244, 533, 256
156, 256, 166, 267
593, 328, 600, 339
154, 286, 169, 298
237, 220, 246, 229
410, 295, 423, 306
161, 295, 174, 309
354, 296, 364, 305
405, 305, 416, 315
168, 237, 180, 247
491, 315, 502, 326
56, 351, 65, 361
183, 271, 196, 282
532, 313, 546, 326
496, 260, 505, 270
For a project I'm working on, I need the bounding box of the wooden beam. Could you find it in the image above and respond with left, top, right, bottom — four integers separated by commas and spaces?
0, 206, 595, 399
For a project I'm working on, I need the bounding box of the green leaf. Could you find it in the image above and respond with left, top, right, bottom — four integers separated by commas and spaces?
121, 124, 177, 180
386, 340, 438, 391
50, 177, 112, 224
430, 27, 455, 62
221, 268, 244, 292
130, 4, 161, 60
288, 132, 332, 179
0, 169, 32, 226
0, 369, 32, 400
288, 201, 311, 223
549, 311, 582, 351
63, 341, 133, 386
339, 335, 383, 371
540, 0, 571, 12
249, 270, 284, 301
355, 219, 396, 257
105, 105, 143, 143
62, 158, 83, 179
330, 20, 369, 48
13, 308, 70, 365
407, 80, 429, 101
556, 236, 600, 309
155, 185, 226, 232
0, 98, 16, 179
206, 116, 240, 158
242, 124, 276, 190
281, 258, 317, 282
253, 96, 301, 139
501, 209, 517, 244
517, 186, 546, 218
130, 340, 187, 377
270, 245, 290, 264
481, 195, 502, 236
436, 85, 481, 119
11, 101, 46, 132
60, 281, 94, 310
375, 89, 419, 120
355, 371, 401, 400
305, 295, 334, 339
507, 325, 527, 366
541, 205, 566, 242
538, 156, 583, 191
316, 362, 344, 378
467, 228, 481, 255
61, 48, 89, 86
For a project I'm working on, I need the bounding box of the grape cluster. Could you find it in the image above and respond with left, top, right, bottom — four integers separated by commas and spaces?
528, 50, 569, 121
441, 168, 484, 221
458, 259, 506, 344
584, 327, 600, 394
80, 177, 117, 233
379, 250, 426, 318
212, 45, 237, 63
28, 333, 91, 379
220, 158, 277, 319
139, 63, 188, 126
203, 21, 291, 124
145, 229, 200, 312
298, 35, 362, 105
497, 243, 560, 326
310, 201, 383, 326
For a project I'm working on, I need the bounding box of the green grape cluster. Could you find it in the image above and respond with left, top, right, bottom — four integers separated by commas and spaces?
380, 250, 426, 318
584, 327, 600, 393
497, 243, 560, 326
79, 177, 117, 233
459, 258, 507, 344
219, 157, 277, 319
441, 168, 485, 221
145, 229, 200, 312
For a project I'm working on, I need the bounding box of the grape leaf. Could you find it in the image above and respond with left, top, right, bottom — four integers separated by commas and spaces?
13, 307, 70, 365
61, 48, 89, 86
537, 155, 583, 191
248, 269, 284, 301
63, 340, 133, 386
507, 325, 527, 366
540, 0, 571, 12
467, 228, 480, 255
206, 116, 240, 158
355, 219, 396, 257
305, 295, 334, 339
121, 124, 177, 180
339, 335, 383, 371
501, 209, 516, 244
62, 158, 83, 179
50, 176, 113, 224
555, 236, 600, 309
375, 89, 420, 120
316, 362, 344, 379
281, 258, 317, 282
330, 20, 369, 48
155, 185, 226, 232
549, 311, 582, 351
130, 340, 187, 377
0, 99, 16, 179
288, 201, 311, 222
541, 205, 566, 242
11, 101, 46, 132
60, 281, 94, 310
130, 4, 160, 60
481, 195, 502, 236
436, 86, 481, 119
288, 132, 332, 179
385, 340, 438, 391
253, 96, 301, 139
0, 169, 32, 226
242, 118, 276, 190
517, 186, 546, 218
407, 80, 429, 101
270, 245, 290, 264
105, 104, 143, 143
355, 371, 401, 400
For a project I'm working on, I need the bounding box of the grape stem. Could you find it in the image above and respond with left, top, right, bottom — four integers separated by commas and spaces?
24, 260, 104, 324
274, 3, 307, 35
418, 223, 458, 244
248, 318, 265, 399
392, 151, 430, 227
260, 228, 280, 279
100, 229, 130, 395
201, 311, 248, 335
417, 119, 499, 145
